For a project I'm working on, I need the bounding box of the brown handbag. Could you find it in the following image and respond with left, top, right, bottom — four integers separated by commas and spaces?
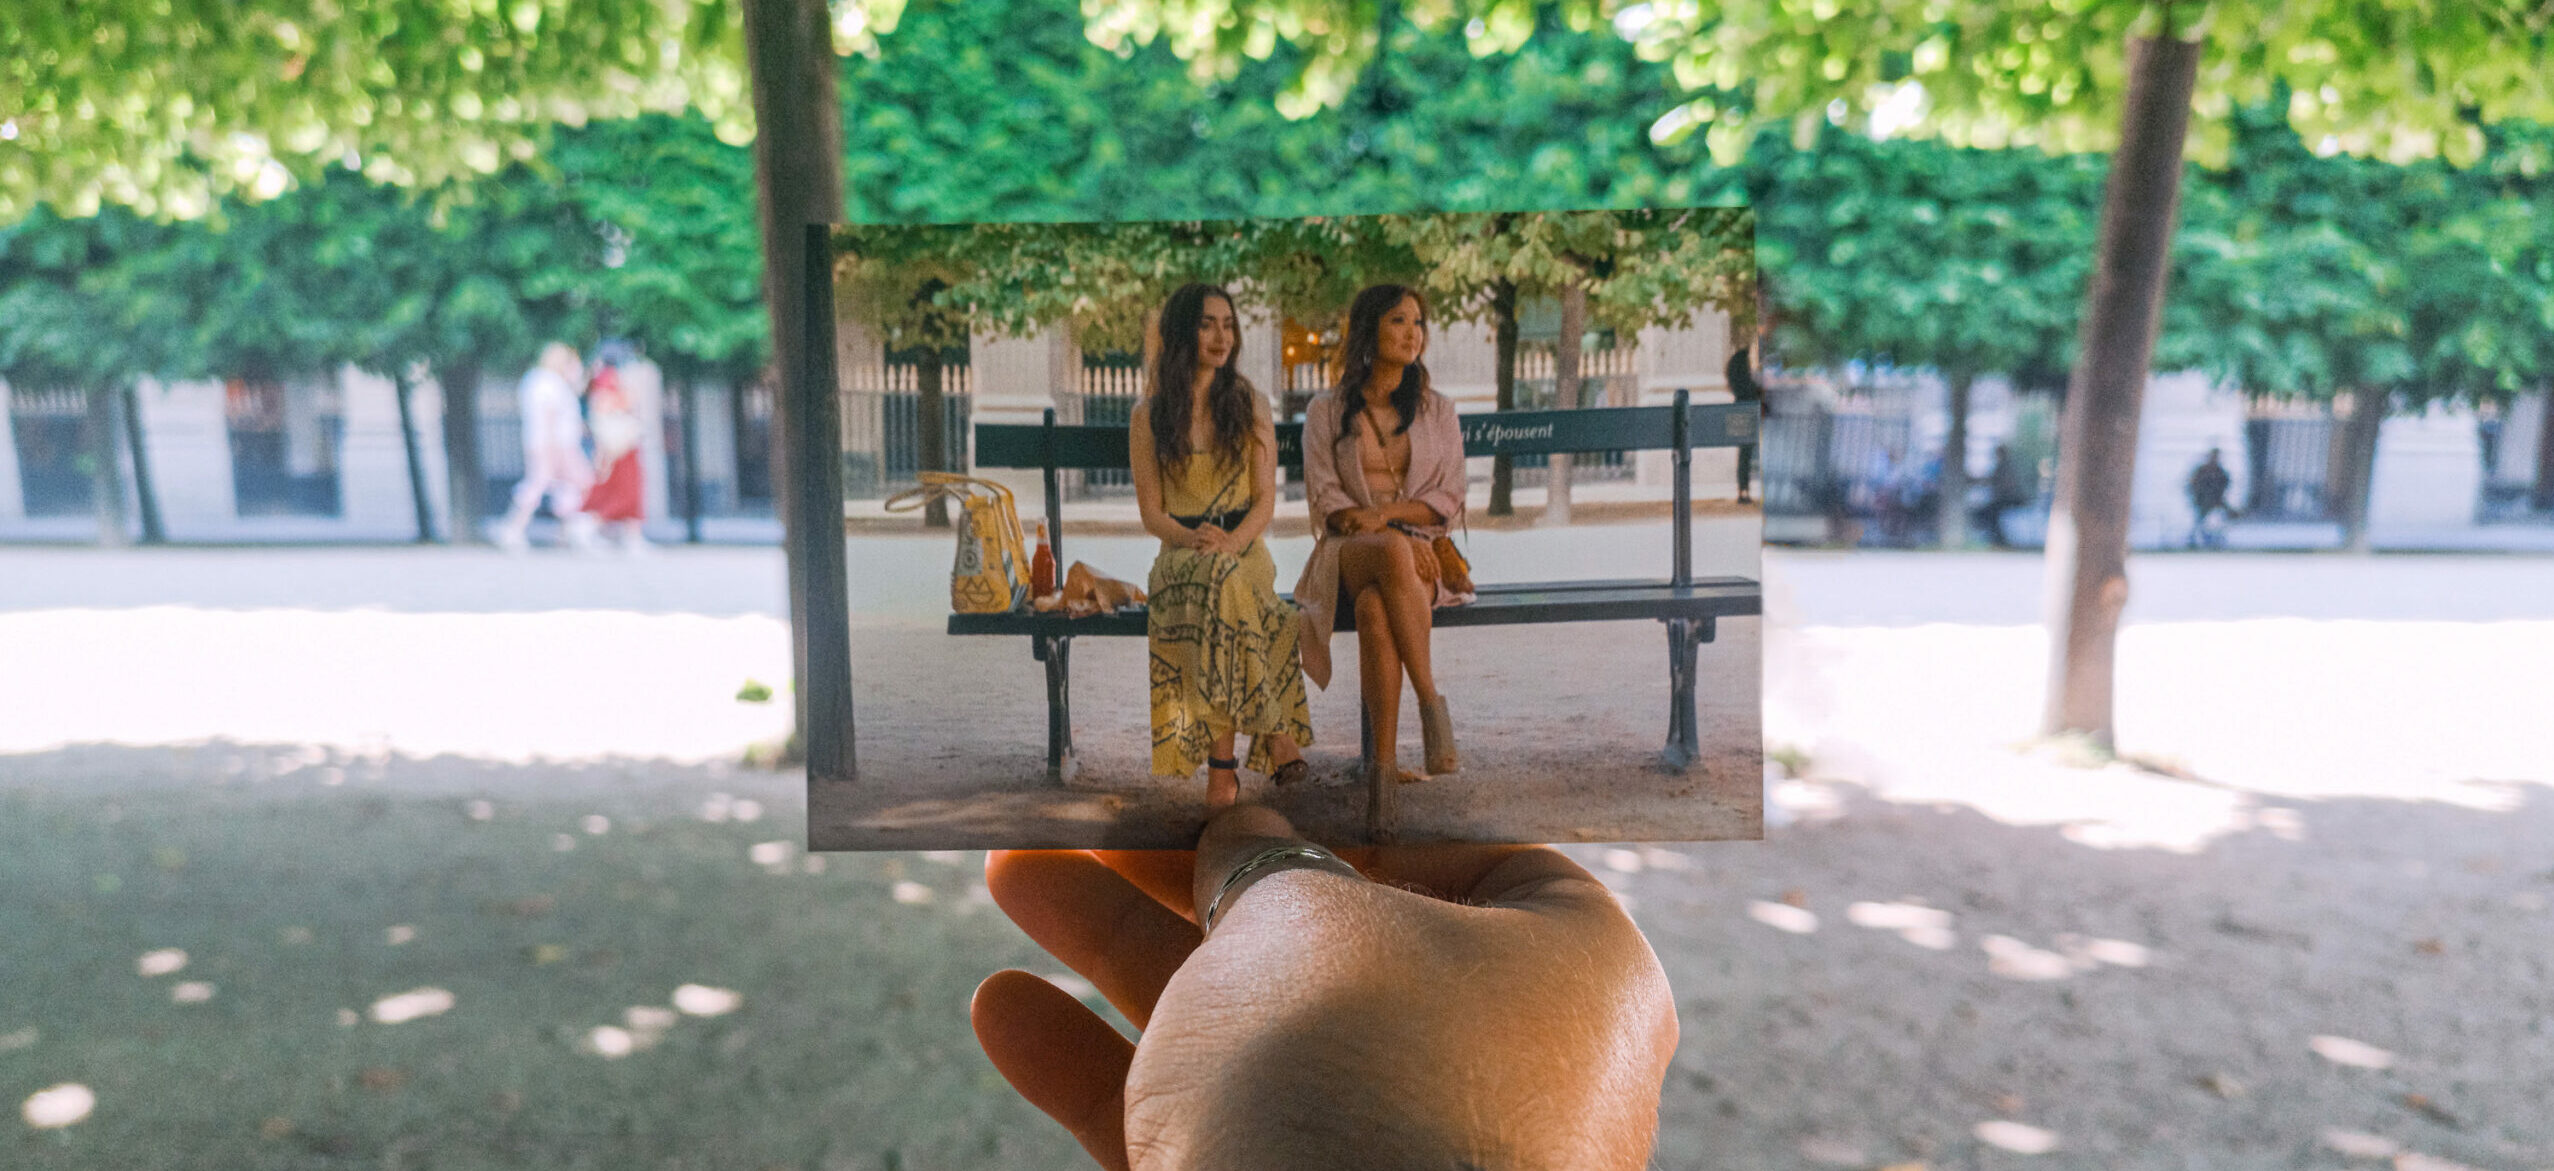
1431, 533, 1474, 595
1391, 521, 1475, 596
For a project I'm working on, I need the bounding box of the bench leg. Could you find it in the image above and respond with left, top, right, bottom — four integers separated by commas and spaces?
1660, 618, 1704, 771
1367, 766, 1396, 845
1039, 634, 1078, 784
1355, 690, 1396, 843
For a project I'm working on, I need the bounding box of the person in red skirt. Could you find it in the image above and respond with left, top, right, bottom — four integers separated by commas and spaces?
580, 362, 649, 552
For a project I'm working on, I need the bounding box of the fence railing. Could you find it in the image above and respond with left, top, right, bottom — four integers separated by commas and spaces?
843, 361, 974, 500
1060, 359, 1144, 499
6, 386, 93, 517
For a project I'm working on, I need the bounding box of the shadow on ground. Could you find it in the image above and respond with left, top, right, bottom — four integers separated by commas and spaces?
5, 743, 2548, 1169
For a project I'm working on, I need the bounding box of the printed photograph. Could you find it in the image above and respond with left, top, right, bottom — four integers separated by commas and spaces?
809, 208, 1764, 849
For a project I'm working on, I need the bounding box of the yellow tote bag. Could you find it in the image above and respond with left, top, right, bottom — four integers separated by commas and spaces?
884, 472, 1032, 614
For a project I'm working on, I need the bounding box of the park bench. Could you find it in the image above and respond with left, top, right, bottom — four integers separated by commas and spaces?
951, 389, 1762, 826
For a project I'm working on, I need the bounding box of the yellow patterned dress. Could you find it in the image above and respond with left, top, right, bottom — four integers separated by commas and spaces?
1147, 444, 1315, 776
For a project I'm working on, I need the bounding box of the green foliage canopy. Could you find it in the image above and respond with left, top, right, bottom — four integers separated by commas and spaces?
1743, 127, 2102, 385
1091, 0, 2554, 169
549, 114, 769, 380
835, 210, 1751, 355
0, 0, 752, 223
845, 0, 1717, 222
2163, 99, 2554, 408
0, 208, 186, 391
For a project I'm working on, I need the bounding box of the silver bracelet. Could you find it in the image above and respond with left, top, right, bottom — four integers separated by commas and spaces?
1201, 843, 1361, 937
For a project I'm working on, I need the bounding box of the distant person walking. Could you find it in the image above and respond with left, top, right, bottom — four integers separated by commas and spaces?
1978, 443, 2028, 548
2186, 446, 2234, 549
1726, 345, 1762, 503
496, 343, 599, 552
579, 361, 649, 552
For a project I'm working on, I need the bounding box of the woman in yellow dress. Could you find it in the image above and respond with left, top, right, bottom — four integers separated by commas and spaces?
1130, 283, 1313, 808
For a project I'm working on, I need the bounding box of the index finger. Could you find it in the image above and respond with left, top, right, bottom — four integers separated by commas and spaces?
1090, 849, 1198, 921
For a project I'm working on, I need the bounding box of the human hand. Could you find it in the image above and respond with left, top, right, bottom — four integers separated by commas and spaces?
1330, 507, 1383, 536
1190, 524, 1239, 555
970, 806, 1677, 1169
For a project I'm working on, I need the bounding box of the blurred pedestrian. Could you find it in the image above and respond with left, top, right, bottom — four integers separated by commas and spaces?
1860, 447, 1897, 546
2186, 446, 2234, 549
1726, 344, 1762, 503
1978, 442, 2027, 548
579, 361, 649, 553
495, 343, 598, 552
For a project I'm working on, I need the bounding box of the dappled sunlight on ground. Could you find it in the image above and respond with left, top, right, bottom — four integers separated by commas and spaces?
0, 606, 794, 763
1765, 616, 2554, 853
4, 548, 2548, 1166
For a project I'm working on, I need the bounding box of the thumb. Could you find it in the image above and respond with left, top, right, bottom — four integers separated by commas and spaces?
1189, 805, 1363, 938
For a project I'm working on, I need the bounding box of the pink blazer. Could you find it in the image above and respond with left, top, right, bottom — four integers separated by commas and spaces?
1293, 387, 1473, 690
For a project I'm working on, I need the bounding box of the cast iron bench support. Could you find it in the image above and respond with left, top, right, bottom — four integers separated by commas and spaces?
953, 392, 1763, 840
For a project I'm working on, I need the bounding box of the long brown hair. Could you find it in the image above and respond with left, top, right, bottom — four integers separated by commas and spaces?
1336, 284, 1428, 437
1147, 282, 1254, 469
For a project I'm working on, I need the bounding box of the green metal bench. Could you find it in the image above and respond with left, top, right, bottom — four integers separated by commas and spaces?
955, 390, 1763, 820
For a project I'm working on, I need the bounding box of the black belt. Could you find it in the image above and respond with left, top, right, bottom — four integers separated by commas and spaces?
1173, 508, 1249, 531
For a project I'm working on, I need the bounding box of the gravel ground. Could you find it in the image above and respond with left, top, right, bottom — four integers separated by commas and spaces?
813, 613, 1760, 849
2, 545, 2547, 1169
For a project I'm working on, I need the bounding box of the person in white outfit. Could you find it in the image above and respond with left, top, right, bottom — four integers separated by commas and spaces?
495, 342, 600, 551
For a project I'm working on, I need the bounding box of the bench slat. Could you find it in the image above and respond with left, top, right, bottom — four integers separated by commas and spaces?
973, 402, 1758, 471
945, 578, 1760, 636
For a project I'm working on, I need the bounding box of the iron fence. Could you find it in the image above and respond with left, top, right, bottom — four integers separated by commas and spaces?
6, 386, 93, 517
1061, 357, 1144, 499
842, 361, 972, 500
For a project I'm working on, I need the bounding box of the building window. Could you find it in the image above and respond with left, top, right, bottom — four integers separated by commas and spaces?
226, 377, 343, 517
8, 386, 97, 517
2241, 400, 2335, 522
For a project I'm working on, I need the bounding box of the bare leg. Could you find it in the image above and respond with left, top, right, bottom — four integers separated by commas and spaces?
1351, 586, 1400, 772
496, 476, 548, 549
1376, 556, 1438, 703
1339, 533, 1439, 704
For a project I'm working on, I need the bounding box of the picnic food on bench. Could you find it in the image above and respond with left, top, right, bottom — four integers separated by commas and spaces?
1059, 561, 1144, 618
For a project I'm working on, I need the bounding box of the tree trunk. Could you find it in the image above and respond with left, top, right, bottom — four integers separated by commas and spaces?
678, 368, 704, 543
1538, 284, 1587, 528
438, 362, 484, 543
2334, 389, 2386, 553
2534, 385, 2554, 513
917, 347, 950, 528
743, 0, 850, 773
392, 371, 438, 543
119, 382, 164, 544
1487, 279, 1520, 517
2041, 34, 2201, 749
1936, 370, 1974, 549
86, 385, 129, 547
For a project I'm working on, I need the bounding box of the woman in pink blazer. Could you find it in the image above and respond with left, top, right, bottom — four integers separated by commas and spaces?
1295, 285, 1475, 786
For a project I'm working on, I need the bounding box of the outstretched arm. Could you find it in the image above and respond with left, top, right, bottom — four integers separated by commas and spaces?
1130, 402, 1199, 549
